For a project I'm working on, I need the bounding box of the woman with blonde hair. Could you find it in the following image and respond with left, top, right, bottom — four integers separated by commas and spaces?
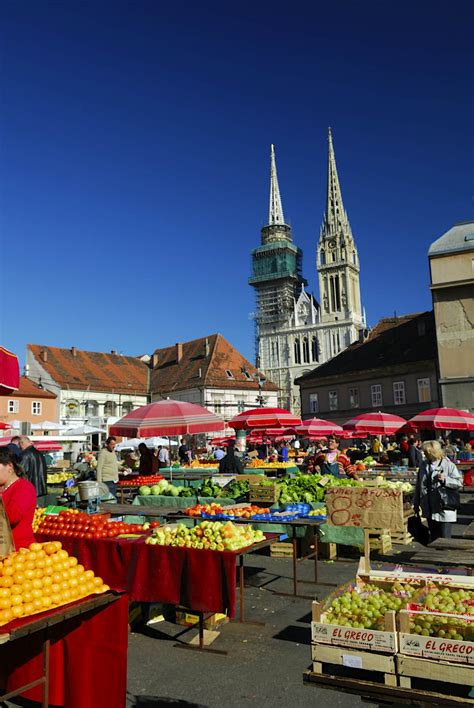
413, 440, 462, 541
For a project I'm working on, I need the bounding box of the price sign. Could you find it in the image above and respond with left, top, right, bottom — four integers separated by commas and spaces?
325, 487, 405, 531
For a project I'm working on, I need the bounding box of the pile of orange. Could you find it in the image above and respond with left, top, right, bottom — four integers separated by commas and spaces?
0, 542, 109, 627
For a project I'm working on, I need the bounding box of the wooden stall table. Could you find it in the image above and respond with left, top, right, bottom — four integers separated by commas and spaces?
0, 592, 128, 708
463, 521, 474, 539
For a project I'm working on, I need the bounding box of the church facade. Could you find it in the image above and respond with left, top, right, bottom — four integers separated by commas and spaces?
249, 130, 366, 413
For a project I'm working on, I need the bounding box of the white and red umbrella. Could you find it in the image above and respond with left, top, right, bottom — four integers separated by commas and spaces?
295, 417, 343, 438
228, 407, 301, 431
109, 400, 225, 438
210, 435, 236, 445
343, 412, 407, 435
0, 422, 11, 431
34, 440, 63, 452
0, 346, 19, 395
408, 407, 474, 431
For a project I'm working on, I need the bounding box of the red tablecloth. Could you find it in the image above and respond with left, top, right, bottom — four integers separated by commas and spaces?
2, 593, 128, 707
36, 534, 239, 617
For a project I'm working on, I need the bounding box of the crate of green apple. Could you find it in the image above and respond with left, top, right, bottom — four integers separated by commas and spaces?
145, 520, 265, 552
37, 509, 160, 539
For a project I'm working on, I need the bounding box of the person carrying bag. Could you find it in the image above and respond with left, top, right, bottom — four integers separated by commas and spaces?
413, 440, 462, 542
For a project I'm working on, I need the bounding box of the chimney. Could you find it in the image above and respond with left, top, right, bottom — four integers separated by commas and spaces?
205, 338, 210, 357
151, 353, 159, 369
41, 349, 48, 362
176, 342, 183, 363
71, 347, 77, 357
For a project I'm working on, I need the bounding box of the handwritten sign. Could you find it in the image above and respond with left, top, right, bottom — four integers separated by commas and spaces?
0, 499, 14, 556
325, 487, 405, 531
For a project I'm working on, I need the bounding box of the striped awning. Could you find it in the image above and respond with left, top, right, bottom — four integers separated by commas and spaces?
109, 400, 225, 437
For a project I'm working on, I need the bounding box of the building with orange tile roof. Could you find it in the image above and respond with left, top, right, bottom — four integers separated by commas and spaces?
0, 376, 57, 428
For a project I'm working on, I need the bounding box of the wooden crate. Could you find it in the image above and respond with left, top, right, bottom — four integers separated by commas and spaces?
270, 541, 293, 558
248, 480, 280, 503
367, 529, 392, 554
390, 528, 413, 545
397, 654, 474, 702
271, 538, 336, 560
311, 642, 397, 686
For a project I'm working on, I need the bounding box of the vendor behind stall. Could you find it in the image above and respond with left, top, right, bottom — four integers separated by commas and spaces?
0, 447, 36, 549
218, 440, 243, 474
308, 435, 355, 477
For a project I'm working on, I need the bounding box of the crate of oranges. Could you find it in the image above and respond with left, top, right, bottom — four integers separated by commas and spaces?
0, 542, 109, 627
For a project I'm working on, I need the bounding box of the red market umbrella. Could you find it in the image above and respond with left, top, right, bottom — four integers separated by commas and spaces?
0, 422, 11, 430
343, 412, 407, 435
109, 400, 225, 438
34, 440, 63, 452
228, 407, 301, 430
0, 346, 20, 394
295, 417, 343, 438
210, 435, 235, 445
408, 407, 474, 432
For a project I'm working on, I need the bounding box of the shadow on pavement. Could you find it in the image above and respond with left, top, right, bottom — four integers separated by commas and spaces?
272, 625, 311, 645
128, 696, 207, 707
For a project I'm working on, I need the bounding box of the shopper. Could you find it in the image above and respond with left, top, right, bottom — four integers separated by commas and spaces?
213, 446, 225, 461
138, 443, 156, 475
178, 438, 189, 465
97, 436, 120, 497
0, 447, 36, 549
18, 436, 47, 499
6, 435, 22, 462
157, 445, 170, 468
413, 440, 462, 541
407, 438, 423, 469
218, 440, 243, 474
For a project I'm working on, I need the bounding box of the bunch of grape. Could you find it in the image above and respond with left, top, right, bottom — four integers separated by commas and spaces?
420, 587, 474, 615
410, 613, 474, 641
325, 582, 417, 630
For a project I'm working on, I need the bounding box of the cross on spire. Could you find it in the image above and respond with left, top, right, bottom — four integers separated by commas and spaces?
268, 144, 286, 225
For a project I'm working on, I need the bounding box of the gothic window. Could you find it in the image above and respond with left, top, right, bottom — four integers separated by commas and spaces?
320, 250, 325, 265
302, 337, 310, 363
332, 251, 336, 262
294, 338, 301, 365
311, 336, 318, 362
352, 251, 356, 264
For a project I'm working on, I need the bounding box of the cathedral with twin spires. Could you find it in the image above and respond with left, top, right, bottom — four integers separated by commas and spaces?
249, 129, 366, 413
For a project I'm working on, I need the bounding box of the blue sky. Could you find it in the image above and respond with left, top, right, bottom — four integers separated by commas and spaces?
1, 0, 472, 366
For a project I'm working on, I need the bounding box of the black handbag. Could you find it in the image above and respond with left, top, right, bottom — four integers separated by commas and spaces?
427, 466, 461, 513
408, 514, 430, 545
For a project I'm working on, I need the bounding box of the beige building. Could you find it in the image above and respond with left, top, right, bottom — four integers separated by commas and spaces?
0, 376, 57, 427
428, 221, 474, 411
295, 312, 439, 423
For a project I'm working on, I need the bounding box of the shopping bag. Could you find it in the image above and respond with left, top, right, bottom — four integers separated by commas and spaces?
408, 514, 430, 546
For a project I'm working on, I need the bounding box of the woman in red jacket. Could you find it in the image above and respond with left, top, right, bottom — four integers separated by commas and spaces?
0, 447, 36, 549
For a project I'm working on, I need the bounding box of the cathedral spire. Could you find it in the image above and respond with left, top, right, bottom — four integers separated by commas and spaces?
324, 128, 350, 238
268, 144, 285, 226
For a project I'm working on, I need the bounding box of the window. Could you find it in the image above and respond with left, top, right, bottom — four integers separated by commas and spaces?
371, 384, 383, 407
417, 378, 431, 403
122, 401, 133, 414
320, 250, 325, 265
237, 400, 245, 413
66, 399, 80, 417
311, 336, 319, 362
243, 370, 252, 381
32, 401, 42, 416
349, 387, 359, 409
225, 370, 234, 379
85, 400, 98, 417
294, 338, 301, 364
302, 337, 310, 363
329, 391, 338, 411
8, 400, 18, 414
104, 401, 116, 416
393, 381, 406, 405
214, 400, 222, 414
309, 393, 319, 414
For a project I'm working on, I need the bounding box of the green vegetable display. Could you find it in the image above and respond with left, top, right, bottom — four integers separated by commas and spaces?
278, 474, 362, 504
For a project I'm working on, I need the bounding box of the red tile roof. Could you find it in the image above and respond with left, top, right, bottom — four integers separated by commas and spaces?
11, 376, 57, 399
28, 345, 148, 395
150, 334, 278, 396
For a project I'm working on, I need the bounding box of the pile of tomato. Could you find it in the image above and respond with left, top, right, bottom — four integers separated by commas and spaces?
37, 510, 159, 540
118, 475, 164, 487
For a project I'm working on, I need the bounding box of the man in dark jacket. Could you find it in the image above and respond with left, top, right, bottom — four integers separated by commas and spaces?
218, 441, 243, 474
408, 438, 423, 469
19, 436, 47, 497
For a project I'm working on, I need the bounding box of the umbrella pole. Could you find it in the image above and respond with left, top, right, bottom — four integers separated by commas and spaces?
168, 436, 172, 483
